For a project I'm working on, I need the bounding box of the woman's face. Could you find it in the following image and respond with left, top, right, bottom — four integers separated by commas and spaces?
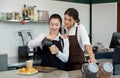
64, 14, 75, 29
49, 18, 61, 34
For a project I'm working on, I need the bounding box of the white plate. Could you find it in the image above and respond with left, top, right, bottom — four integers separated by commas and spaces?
17, 70, 38, 75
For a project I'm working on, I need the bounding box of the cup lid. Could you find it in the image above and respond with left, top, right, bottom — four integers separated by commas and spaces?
26, 60, 33, 62
88, 63, 98, 73
103, 62, 113, 72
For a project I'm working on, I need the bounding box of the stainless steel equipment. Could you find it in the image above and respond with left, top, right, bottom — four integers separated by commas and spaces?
81, 62, 98, 78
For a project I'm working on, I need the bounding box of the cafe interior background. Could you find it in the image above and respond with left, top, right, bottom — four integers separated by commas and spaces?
0, 0, 117, 59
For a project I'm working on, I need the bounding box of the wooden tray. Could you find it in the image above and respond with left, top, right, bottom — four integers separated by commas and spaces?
35, 66, 57, 73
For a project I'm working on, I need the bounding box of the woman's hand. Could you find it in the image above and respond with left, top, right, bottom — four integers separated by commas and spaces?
85, 45, 97, 63
62, 34, 68, 39
49, 45, 59, 55
54, 45, 59, 55
88, 58, 97, 63
45, 34, 52, 40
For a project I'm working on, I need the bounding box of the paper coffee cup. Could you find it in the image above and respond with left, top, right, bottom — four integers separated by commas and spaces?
26, 60, 33, 69
49, 45, 56, 54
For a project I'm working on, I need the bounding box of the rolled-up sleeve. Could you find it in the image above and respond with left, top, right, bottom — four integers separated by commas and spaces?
28, 33, 45, 49
78, 24, 91, 51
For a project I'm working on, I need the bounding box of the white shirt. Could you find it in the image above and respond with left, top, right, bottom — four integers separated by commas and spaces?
65, 23, 91, 52
28, 33, 69, 63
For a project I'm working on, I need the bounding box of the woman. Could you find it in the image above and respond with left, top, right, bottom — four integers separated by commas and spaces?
28, 14, 69, 70
64, 8, 97, 71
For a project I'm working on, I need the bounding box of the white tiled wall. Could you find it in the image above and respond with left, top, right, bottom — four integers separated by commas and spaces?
0, 0, 89, 57
92, 2, 117, 48
0, 0, 117, 58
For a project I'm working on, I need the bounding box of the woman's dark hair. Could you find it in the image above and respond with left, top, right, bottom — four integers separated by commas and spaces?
49, 14, 62, 26
64, 8, 80, 24
49, 14, 64, 34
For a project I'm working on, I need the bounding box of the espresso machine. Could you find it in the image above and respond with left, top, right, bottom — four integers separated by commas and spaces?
18, 31, 35, 62
27, 32, 42, 60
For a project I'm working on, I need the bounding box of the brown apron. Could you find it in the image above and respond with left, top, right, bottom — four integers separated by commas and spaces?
66, 27, 85, 71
